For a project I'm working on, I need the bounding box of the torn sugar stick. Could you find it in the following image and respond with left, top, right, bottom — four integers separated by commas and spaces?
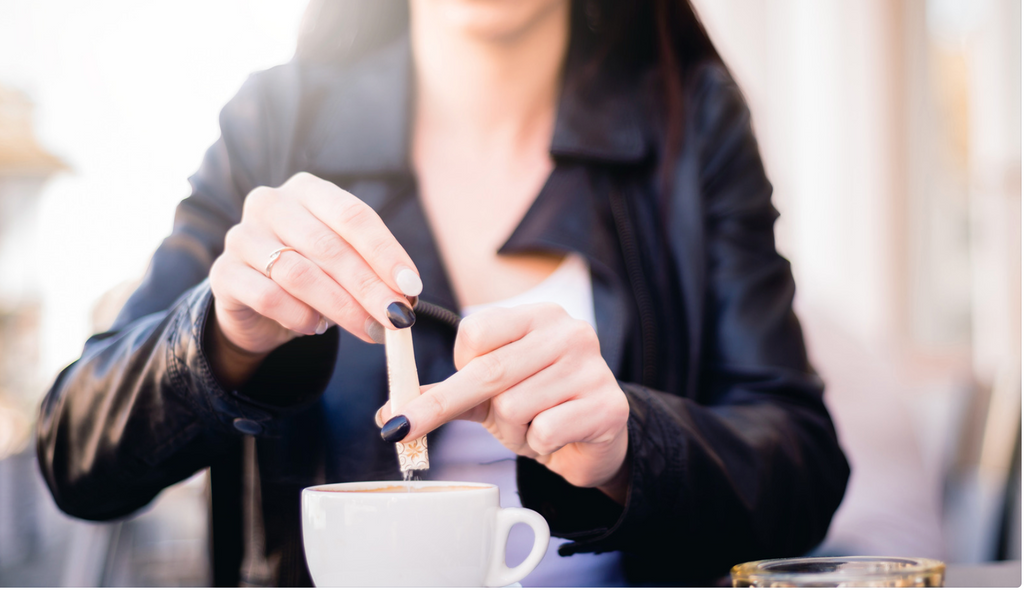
384, 327, 429, 472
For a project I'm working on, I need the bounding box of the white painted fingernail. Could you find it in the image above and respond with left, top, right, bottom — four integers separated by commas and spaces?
395, 267, 423, 297
315, 315, 328, 335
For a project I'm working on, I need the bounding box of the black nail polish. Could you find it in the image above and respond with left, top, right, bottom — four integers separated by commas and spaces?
381, 415, 411, 442
386, 302, 416, 329
407, 295, 419, 309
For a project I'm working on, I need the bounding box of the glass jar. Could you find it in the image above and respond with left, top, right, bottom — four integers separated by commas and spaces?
730, 556, 945, 587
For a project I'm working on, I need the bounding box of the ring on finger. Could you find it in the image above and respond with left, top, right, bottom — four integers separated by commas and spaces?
265, 246, 299, 279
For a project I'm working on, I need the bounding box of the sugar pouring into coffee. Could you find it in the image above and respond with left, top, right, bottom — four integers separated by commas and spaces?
384, 326, 429, 474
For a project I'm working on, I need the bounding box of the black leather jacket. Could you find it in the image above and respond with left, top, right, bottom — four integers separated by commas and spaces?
37, 34, 849, 586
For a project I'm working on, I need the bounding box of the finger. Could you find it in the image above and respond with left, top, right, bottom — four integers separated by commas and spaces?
487, 415, 537, 458
527, 381, 629, 457
488, 358, 577, 426
287, 173, 423, 297
212, 254, 322, 335
528, 395, 631, 488
481, 345, 618, 456
525, 398, 605, 457
477, 360, 580, 457
454, 303, 567, 369
388, 332, 563, 441
451, 402, 490, 424
375, 383, 437, 427
229, 224, 378, 343
269, 203, 412, 330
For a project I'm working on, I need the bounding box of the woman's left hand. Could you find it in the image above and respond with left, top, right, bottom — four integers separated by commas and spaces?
377, 303, 632, 503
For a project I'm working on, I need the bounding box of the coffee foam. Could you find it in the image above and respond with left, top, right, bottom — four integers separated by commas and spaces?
315, 484, 487, 494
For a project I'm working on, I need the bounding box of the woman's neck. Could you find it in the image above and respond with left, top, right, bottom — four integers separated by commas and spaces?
409, 0, 569, 149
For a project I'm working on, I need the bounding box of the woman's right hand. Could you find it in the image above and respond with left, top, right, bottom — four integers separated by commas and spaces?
206, 172, 422, 387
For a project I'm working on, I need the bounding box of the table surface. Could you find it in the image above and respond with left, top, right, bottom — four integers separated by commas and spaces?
945, 561, 1021, 588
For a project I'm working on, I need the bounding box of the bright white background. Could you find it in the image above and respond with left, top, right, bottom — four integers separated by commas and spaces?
0, 0, 307, 377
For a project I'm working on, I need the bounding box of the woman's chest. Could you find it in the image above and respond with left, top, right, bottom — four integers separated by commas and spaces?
326, 164, 672, 390
414, 149, 564, 308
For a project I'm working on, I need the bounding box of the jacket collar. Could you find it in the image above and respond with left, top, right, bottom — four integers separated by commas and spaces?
306, 32, 653, 177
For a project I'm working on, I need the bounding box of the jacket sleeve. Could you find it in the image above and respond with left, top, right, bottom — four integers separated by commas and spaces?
36, 69, 338, 521
516, 64, 850, 582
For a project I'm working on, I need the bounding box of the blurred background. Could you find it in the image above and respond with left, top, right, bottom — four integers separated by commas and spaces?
0, 0, 1019, 586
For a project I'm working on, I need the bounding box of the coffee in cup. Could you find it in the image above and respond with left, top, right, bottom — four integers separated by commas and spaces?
317, 484, 488, 494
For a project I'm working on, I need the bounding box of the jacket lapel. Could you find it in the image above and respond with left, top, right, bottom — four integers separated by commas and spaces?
499, 164, 634, 376
297, 31, 672, 379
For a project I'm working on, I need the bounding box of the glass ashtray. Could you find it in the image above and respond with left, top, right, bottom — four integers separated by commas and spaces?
730, 556, 945, 587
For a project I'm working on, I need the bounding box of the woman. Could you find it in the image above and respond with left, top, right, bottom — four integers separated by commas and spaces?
37, 0, 849, 587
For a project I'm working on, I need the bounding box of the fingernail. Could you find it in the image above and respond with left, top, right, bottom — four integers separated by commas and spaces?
315, 315, 328, 335
386, 302, 416, 329
364, 317, 386, 344
407, 295, 418, 309
395, 267, 423, 297
381, 415, 410, 442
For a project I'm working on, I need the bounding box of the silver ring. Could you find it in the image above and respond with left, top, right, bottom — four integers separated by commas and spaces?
264, 247, 298, 279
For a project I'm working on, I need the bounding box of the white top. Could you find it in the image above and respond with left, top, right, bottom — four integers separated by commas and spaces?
429, 253, 626, 587
460, 253, 597, 328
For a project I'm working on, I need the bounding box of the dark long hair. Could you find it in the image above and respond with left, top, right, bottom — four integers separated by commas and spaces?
294, 0, 725, 165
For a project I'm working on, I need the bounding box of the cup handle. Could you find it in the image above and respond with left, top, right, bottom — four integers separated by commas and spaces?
484, 507, 550, 587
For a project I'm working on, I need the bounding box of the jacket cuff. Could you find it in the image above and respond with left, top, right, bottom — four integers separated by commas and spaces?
167, 280, 339, 437
516, 383, 668, 557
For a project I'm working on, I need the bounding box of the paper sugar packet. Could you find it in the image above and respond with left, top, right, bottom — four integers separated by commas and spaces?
384, 327, 429, 472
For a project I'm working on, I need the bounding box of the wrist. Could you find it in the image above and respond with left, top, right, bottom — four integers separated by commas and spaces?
205, 309, 269, 390
595, 430, 631, 505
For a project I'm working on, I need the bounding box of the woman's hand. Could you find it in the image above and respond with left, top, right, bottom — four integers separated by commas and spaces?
207, 172, 422, 388
378, 303, 632, 503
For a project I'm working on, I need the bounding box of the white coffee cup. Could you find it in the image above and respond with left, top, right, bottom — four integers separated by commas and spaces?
301, 480, 550, 587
